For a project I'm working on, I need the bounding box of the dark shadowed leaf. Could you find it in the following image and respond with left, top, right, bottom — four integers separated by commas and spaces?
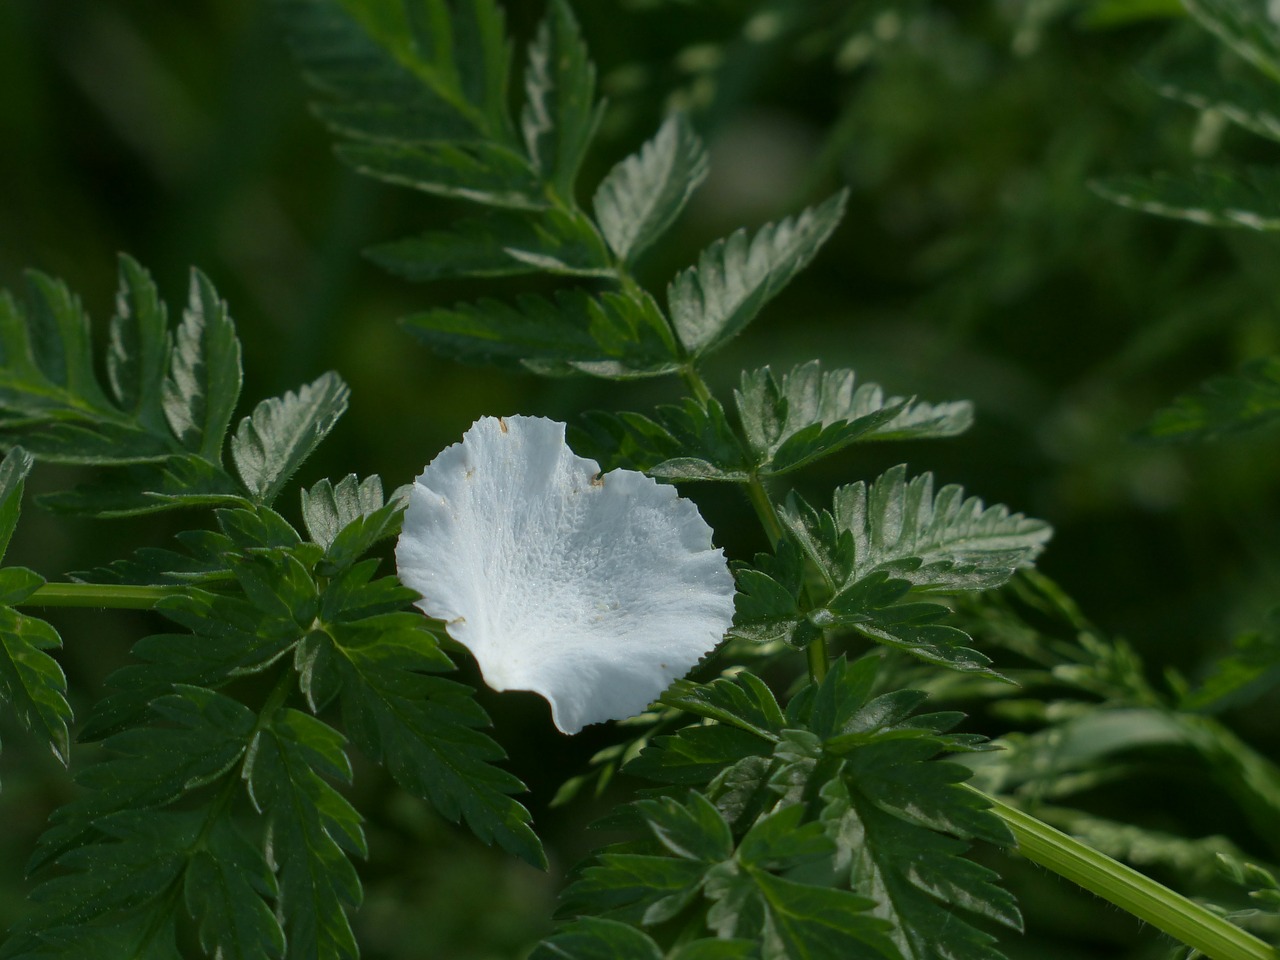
1142, 356, 1280, 441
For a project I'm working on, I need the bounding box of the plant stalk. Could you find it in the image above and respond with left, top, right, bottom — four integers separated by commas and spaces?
979, 788, 1278, 960
20, 582, 178, 609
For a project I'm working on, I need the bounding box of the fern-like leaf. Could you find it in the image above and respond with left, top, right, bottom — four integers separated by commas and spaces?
231, 372, 350, 505
667, 192, 846, 356
402, 288, 680, 379
0, 450, 73, 769
593, 114, 709, 264
1141, 356, 1280, 441
735, 363, 972, 476
1093, 167, 1280, 231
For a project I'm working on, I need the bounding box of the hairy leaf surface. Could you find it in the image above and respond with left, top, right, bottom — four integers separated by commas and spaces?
593, 115, 709, 263
667, 192, 846, 356
231, 372, 350, 504
735, 363, 971, 476
521, 0, 602, 199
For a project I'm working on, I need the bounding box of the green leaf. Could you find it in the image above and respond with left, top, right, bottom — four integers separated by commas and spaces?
730, 474, 1043, 668
367, 207, 611, 281
536, 922, 758, 960
1141, 356, 1280, 441
321, 494, 408, 574
1183, 0, 1280, 81
184, 819, 285, 960
1, 904, 183, 960
277, 0, 516, 147
0, 445, 34, 562
231, 372, 350, 504
726, 541, 811, 647
403, 288, 680, 378
23, 810, 200, 931
108, 255, 171, 438
244, 708, 363, 960
718, 869, 889, 960
532, 918, 665, 960
0, 261, 250, 515
562, 798, 894, 959
217, 504, 304, 551
667, 192, 847, 356
0, 596, 72, 765
830, 465, 1051, 592
734, 363, 972, 476
626, 724, 775, 787
0, 274, 174, 464
670, 941, 760, 960
330, 615, 545, 867
0, 566, 43, 605
301, 474, 387, 550
593, 114, 709, 263
80, 541, 315, 742
1093, 167, 1280, 230
1180, 612, 1280, 711
1143, 60, 1280, 143
825, 572, 997, 675
69, 527, 235, 586
36, 453, 246, 518
661, 672, 786, 740
821, 778, 1017, 960
634, 792, 736, 863
574, 398, 750, 480
521, 0, 603, 199
21, 685, 259, 946
798, 663, 1019, 958
163, 267, 244, 461
615, 665, 1017, 960
318, 562, 418, 626
338, 139, 544, 208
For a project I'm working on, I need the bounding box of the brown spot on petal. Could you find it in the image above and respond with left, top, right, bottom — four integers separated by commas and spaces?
590, 472, 604, 487
498, 417, 508, 433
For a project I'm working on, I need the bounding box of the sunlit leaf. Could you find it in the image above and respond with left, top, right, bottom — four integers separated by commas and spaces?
667, 192, 847, 356
593, 114, 709, 263
231, 372, 350, 505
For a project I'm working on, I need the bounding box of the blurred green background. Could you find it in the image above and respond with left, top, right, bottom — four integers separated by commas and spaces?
2, 0, 1278, 956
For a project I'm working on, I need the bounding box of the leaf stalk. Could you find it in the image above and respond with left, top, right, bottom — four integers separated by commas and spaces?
20, 582, 179, 609
980, 788, 1279, 960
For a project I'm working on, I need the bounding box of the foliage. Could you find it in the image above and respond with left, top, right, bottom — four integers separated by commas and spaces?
0, 0, 1277, 958
1093, 0, 1280, 443
0, 262, 541, 959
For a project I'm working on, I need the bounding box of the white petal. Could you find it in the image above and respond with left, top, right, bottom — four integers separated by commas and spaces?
395, 415, 736, 734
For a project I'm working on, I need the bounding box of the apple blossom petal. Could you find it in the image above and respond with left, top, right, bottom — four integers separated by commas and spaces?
395, 415, 736, 734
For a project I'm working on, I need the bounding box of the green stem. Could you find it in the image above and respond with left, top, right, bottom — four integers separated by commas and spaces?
678, 361, 831, 683
744, 476, 785, 546
980, 788, 1278, 960
806, 639, 829, 684
20, 583, 179, 609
